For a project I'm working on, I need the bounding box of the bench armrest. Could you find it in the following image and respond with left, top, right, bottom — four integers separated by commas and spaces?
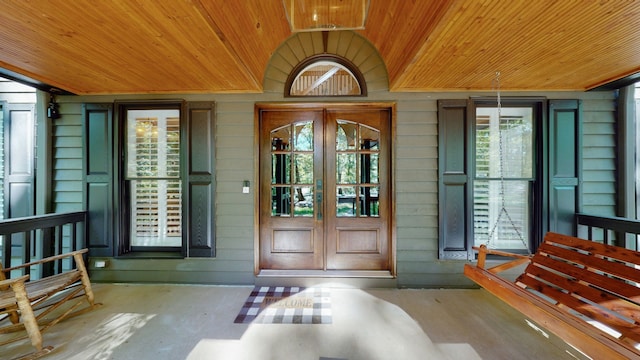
0, 274, 30, 291
472, 245, 531, 273
2, 249, 88, 273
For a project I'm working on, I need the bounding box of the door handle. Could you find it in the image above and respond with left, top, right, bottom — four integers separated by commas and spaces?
316, 179, 322, 220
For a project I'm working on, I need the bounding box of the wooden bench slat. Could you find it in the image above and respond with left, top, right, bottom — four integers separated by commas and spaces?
531, 252, 640, 303
538, 240, 640, 285
24, 271, 81, 301
545, 232, 640, 268
518, 272, 640, 344
523, 264, 640, 324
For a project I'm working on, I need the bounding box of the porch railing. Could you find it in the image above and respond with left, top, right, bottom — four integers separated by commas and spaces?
0, 211, 87, 279
576, 213, 640, 250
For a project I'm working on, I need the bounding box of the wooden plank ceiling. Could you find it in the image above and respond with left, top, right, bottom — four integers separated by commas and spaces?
0, 0, 638, 95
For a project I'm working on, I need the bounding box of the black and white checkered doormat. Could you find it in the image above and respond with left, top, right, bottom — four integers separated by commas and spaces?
234, 286, 332, 324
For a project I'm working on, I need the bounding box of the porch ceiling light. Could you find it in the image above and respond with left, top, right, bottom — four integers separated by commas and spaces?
283, 0, 370, 32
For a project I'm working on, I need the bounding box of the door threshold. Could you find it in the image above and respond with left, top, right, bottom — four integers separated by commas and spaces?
256, 270, 397, 288
257, 269, 394, 278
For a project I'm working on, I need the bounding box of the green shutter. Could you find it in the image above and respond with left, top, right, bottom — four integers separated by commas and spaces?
3, 103, 36, 263
184, 102, 215, 257
83, 103, 114, 257
4, 103, 35, 219
547, 100, 581, 235
438, 99, 473, 260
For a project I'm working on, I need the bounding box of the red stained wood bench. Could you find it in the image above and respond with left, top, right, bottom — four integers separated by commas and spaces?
0, 249, 98, 359
464, 232, 640, 360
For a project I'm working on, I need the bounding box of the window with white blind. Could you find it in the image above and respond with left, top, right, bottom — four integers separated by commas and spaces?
126, 109, 181, 248
474, 106, 533, 251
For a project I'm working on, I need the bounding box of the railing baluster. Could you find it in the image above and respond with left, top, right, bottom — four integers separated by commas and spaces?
0, 212, 87, 279
576, 213, 640, 249
56, 225, 63, 274
23, 231, 31, 278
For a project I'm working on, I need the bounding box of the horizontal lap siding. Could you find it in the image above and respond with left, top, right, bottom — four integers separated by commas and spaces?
211, 97, 257, 283
53, 104, 84, 213
393, 100, 443, 287
581, 98, 617, 216
53, 91, 618, 287
0, 78, 36, 103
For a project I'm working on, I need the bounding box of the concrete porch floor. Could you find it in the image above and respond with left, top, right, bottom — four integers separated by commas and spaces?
2, 283, 585, 360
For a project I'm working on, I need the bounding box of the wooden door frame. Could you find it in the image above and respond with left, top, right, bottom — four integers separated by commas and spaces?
253, 102, 397, 278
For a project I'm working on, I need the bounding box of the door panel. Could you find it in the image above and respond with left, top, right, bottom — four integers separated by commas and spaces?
259, 107, 391, 272
260, 110, 324, 269
325, 110, 390, 270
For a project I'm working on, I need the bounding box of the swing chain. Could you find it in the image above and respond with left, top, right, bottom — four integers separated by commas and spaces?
485, 72, 531, 254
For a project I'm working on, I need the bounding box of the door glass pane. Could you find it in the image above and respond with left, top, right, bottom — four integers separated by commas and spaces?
272, 186, 291, 216
271, 154, 291, 184
293, 154, 313, 184
474, 106, 533, 250
294, 186, 314, 217
359, 186, 379, 217
336, 119, 382, 218
127, 109, 182, 247
337, 186, 356, 217
337, 153, 357, 184
271, 120, 314, 218
294, 122, 313, 151
361, 153, 378, 184
360, 125, 379, 150
271, 125, 291, 151
337, 121, 357, 150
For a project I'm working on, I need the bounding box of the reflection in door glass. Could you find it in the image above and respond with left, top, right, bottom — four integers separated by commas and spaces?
336, 153, 357, 184
271, 186, 291, 216
271, 125, 291, 150
360, 125, 379, 150
359, 186, 379, 217
337, 122, 357, 150
361, 153, 379, 184
294, 186, 314, 217
336, 120, 381, 218
271, 154, 290, 184
294, 122, 313, 151
336, 186, 356, 217
270, 120, 314, 218
294, 154, 313, 184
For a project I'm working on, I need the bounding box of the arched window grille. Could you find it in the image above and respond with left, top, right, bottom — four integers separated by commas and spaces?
285, 55, 367, 97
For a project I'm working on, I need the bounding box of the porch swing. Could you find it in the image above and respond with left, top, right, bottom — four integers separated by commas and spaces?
465, 75, 640, 360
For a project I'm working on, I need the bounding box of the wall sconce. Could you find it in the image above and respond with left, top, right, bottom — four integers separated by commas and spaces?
243, 180, 250, 194
283, 0, 370, 32
47, 94, 60, 120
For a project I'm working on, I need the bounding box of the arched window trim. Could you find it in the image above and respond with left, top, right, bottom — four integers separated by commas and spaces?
284, 54, 367, 97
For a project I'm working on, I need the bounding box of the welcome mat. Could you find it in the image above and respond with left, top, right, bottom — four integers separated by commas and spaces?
234, 286, 332, 324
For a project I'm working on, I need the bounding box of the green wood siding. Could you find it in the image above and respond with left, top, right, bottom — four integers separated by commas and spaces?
581, 99, 617, 216
48, 32, 620, 287
0, 78, 36, 103
53, 104, 83, 213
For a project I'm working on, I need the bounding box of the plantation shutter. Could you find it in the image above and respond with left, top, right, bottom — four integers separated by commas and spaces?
438, 99, 473, 260
184, 102, 215, 257
547, 100, 581, 236
127, 111, 182, 246
84, 103, 114, 257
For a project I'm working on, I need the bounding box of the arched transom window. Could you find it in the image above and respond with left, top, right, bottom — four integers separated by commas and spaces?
286, 55, 366, 97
